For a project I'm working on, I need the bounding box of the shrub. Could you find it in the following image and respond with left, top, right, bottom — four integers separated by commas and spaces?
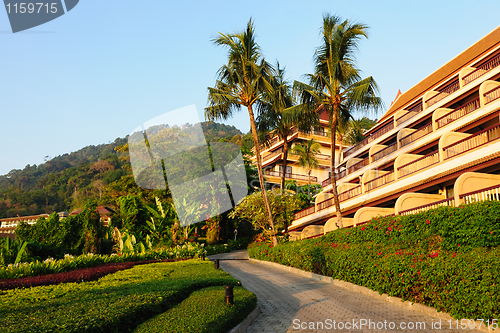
0, 260, 243, 333
134, 286, 256, 333
248, 200, 500, 320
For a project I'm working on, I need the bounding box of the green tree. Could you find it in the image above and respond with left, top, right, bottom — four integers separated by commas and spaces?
229, 189, 302, 239
257, 63, 319, 191
205, 19, 278, 245
291, 139, 320, 190
294, 14, 383, 228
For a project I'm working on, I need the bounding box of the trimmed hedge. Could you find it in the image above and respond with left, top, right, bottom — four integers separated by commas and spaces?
134, 286, 256, 333
248, 201, 500, 320
0, 260, 243, 333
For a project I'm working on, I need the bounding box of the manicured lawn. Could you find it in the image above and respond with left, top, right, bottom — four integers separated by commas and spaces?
134, 286, 256, 333
0, 259, 255, 333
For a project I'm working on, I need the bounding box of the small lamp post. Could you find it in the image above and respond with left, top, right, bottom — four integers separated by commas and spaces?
224, 285, 234, 305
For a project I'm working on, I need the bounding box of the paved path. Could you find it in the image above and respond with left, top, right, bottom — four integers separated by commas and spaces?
209, 250, 481, 333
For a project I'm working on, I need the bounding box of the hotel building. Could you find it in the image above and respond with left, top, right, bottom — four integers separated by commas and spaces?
289, 26, 500, 240
253, 111, 343, 189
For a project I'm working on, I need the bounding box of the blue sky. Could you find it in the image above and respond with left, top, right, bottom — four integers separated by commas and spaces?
0, 0, 499, 176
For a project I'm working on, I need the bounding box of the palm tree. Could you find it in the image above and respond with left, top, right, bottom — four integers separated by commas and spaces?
257, 63, 319, 192
291, 139, 321, 191
205, 19, 278, 246
294, 14, 383, 228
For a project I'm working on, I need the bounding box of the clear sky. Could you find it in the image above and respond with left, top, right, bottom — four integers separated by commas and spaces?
1, 0, 499, 176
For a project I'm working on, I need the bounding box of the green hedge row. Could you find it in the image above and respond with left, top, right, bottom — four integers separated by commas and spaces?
134, 286, 256, 333
0, 260, 245, 333
248, 201, 500, 320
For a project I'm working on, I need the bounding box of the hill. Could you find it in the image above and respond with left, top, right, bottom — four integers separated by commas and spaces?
0, 122, 250, 218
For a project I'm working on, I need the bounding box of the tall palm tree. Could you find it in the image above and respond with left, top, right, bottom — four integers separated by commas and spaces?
205, 19, 278, 246
257, 63, 319, 192
291, 139, 320, 189
294, 14, 383, 228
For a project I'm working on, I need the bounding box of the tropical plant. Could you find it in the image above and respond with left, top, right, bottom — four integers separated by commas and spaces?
257, 63, 319, 191
145, 197, 175, 244
206, 19, 278, 245
291, 139, 321, 190
294, 14, 383, 228
229, 189, 302, 237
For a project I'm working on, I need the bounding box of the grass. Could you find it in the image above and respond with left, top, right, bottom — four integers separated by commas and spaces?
0, 259, 255, 333
134, 286, 256, 333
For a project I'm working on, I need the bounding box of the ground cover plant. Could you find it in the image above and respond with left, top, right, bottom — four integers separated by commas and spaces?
248, 200, 500, 320
0, 259, 254, 333
0, 243, 207, 280
134, 286, 256, 333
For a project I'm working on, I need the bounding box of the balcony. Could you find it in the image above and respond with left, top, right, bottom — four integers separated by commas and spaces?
463, 53, 500, 86
364, 171, 395, 192
338, 185, 362, 202
443, 124, 500, 160
484, 85, 500, 105
395, 110, 418, 127
294, 206, 315, 219
343, 121, 394, 158
372, 141, 398, 162
400, 122, 433, 147
398, 197, 455, 216
460, 183, 500, 204
262, 147, 283, 162
426, 80, 460, 108
398, 150, 440, 178
435, 97, 480, 129
264, 170, 317, 183
347, 156, 369, 174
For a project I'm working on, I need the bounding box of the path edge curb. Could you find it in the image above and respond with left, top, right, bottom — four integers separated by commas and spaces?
248, 258, 494, 333
228, 305, 261, 333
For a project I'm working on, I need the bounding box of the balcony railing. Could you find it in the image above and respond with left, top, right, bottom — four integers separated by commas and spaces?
321, 177, 332, 188
338, 185, 362, 202
347, 156, 369, 174
463, 53, 500, 85
372, 141, 398, 162
395, 111, 418, 127
436, 97, 480, 129
399, 197, 455, 216
315, 153, 331, 161
264, 170, 318, 182
343, 121, 394, 158
400, 122, 433, 147
443, 124, 500, 160
426, 80, 460, 107
317, 197, 334, 211
294, 206, 315, 220
408, 102, 423, 113
484, 85, 500, 105
460, 183, 500, 204
262, 148, 283, 162
310, 130, 328, 137
365, 171, 395, 192
398, 150, 440, 178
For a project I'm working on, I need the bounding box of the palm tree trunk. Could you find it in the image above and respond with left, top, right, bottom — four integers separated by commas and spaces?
248, 104, 278, 246
280, 138, 289, 192
330, 110, 343, 229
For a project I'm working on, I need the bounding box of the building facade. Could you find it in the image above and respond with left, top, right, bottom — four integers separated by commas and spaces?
290, 27, 500, 240
253, 110, 343, 189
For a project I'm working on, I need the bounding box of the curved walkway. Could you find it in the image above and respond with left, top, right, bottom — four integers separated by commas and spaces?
209, 250, 481, 333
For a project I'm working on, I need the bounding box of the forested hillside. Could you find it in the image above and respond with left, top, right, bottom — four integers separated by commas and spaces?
0, 122, 252, 218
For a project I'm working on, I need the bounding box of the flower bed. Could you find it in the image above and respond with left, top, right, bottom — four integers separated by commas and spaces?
249, 201, 500, 320
0, 259, 187, 290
